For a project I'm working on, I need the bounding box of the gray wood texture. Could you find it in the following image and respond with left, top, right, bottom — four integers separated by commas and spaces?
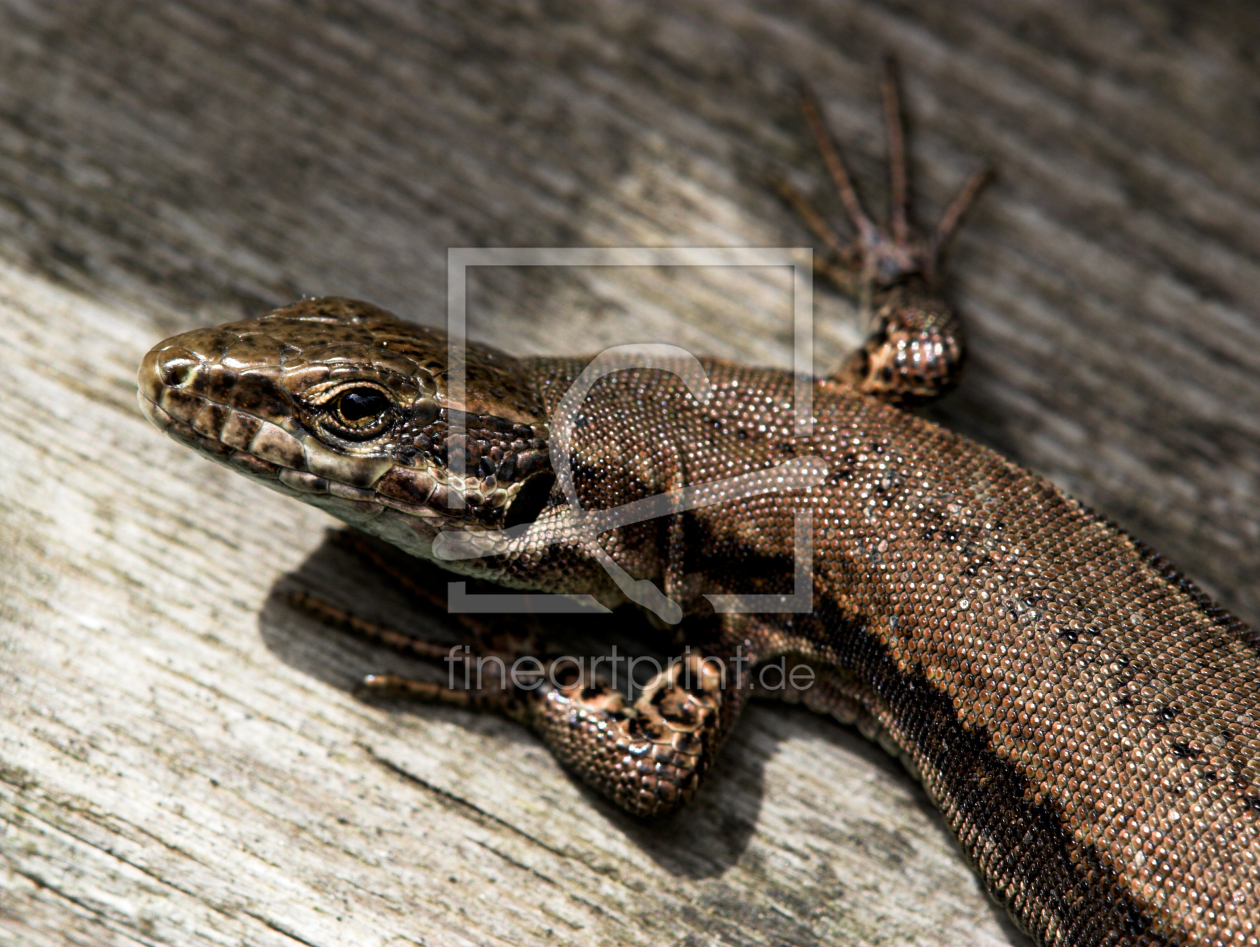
1, 2, 1257, 945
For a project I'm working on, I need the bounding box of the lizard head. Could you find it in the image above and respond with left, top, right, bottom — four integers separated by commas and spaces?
137, 297, 557, 560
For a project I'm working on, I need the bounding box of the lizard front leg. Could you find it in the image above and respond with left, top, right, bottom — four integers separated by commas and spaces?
526, 642, 754, 817
290, 548, 757, 817
772, 58, 991, 407
359, 626, 755, 818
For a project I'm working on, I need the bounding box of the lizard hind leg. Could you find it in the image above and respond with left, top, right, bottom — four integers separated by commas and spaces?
774, 58, 992, 407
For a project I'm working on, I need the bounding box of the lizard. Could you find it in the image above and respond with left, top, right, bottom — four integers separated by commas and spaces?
135, 62, 1260, 947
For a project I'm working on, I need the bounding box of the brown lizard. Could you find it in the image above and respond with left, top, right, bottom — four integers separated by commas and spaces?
136, 63, 1260, 947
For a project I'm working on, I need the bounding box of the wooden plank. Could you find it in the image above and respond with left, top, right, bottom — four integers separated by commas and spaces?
1, 2, 1257, 945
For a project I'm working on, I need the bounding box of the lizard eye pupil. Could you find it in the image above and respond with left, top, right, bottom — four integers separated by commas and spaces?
323, 386, 396, 440
338, 388, 389, 422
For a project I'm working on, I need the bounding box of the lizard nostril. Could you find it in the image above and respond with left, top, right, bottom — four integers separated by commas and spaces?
159, 351, 201, 389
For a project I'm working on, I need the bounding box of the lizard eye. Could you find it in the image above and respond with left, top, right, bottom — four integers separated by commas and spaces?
324, 385, 395, 439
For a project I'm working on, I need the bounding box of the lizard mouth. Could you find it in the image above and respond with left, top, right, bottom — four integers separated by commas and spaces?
136, 348, 424, 535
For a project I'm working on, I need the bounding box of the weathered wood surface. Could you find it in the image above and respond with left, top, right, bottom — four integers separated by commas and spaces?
1, 2, 1258, 945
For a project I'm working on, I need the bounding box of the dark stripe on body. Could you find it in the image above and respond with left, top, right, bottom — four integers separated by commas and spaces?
811, 594, 1171, 947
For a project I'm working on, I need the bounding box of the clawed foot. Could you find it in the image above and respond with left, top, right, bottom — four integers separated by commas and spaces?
285, 531, 753, 817
771, 57, 993, 406
772, 56, 991, 296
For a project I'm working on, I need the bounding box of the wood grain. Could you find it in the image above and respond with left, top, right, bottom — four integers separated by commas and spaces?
1, 3, 1257, 945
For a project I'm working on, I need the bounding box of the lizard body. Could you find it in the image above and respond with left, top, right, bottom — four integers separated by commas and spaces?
136, 70, 1260, 947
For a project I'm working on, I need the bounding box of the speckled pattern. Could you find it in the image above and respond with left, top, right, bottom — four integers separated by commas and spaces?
139, 295, 1260, 947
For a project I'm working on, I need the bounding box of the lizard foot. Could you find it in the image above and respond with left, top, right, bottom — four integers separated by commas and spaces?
291, 531, 765, 819
524, 646, 753, 817
771, 57, 992, 406
290, 570, 754, 817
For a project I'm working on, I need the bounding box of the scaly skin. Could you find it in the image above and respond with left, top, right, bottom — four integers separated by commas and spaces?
136, 67, 1260, 947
